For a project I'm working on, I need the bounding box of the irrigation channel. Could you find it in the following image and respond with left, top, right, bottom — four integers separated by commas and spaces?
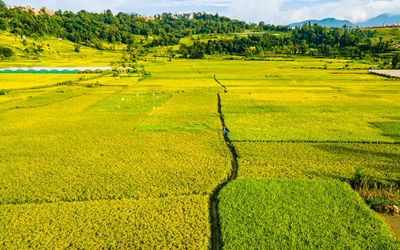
209, 92, 239, 250
214, 75, 227, 93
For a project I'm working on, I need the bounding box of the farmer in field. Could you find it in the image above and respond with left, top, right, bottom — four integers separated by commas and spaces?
223, 126, 229, 135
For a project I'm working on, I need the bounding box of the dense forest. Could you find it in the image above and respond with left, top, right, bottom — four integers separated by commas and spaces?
0, 1, 399, 62
179, 27, 394, 59
0, 2, 260, 46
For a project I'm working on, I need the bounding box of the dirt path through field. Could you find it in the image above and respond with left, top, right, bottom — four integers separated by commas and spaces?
209, 93, 238, 250
379, 213, 400, 241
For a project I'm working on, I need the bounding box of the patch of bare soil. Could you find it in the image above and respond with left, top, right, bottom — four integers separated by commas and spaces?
379, 213, 400, 240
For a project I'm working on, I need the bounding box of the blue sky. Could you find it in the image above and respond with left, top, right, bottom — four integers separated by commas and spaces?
6, 0, 400, 24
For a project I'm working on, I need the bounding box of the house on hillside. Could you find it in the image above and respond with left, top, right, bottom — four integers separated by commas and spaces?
137, 15, 155, 21
16, 6, 56, 16
183, 13, 194, 20
172, 13, 194, 20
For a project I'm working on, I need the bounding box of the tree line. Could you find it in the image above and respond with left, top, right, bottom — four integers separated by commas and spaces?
0, 2, 399, 63
0, 4, 268, 47
178, 24, 395, 59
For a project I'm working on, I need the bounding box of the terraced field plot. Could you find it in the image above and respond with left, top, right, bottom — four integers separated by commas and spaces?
215, 59, 400, 182
0, 67, 231, 247
0, 73, 82, 90
236, 142, 400, 181
1, 196, 210, 249
219, 179, 398, 249
0, 31, 124, 68
212, 58, 400, 247
220, 79, 400, 142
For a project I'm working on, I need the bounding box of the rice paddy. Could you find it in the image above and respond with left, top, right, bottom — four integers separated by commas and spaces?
219, 179, 398, 249
1, 32, 400, 248
0, 73, 82, 89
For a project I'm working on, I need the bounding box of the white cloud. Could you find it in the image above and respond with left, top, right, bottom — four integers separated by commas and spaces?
156, 0, 231, 7
226, 0, 288, 24
224, 0, 400, 24
7, 0, 400, 24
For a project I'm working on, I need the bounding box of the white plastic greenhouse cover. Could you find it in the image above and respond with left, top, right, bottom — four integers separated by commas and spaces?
0, 67, 112, 71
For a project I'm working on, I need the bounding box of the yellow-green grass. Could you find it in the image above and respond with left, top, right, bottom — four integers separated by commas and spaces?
223, 105, 400, 142
0, 86, 92, 113
0, 73, 82, 90
1, 53, 399, 248
0, 88, 230, 205
0, 195, 210, 249
219, 179, 399, 249
135, 78, 220, 92
133, 60, 230, 92
370, 27, 400, 43
216, 59, 400, 142
180, 58, 377, 81
0, 31, 123, 67
78, 74, 140, 87
0, 86, 63, 104
221, 89, 400, 142
134, 92, 221, 132
142, 60, 216, 80
86, 93, 172, 114
0, 68, 230, 248
235, 142, 400, 183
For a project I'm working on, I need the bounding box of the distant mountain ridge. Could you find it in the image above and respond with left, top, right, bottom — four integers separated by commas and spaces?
290, 18, 353, 28
290, 14, 400, 28
359, 14, 400, 27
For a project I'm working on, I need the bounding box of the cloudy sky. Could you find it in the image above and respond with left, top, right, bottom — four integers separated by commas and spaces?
6, 0, 400, 24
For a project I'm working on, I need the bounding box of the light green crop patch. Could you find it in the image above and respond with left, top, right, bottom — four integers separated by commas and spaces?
0, 87, 84, 112
223, 104, 400, 142
235, 142, 400, 182
86, 93, 171, 114
371, 122, 400, 141
219, 179, 399, 249
135, 122, 210, 132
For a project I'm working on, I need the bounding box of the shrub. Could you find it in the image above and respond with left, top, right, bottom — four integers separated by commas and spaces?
351, 167, 400, 208
74, 45, 80, 53
350, 167, 372, 189
0, 89, 10, 95
0, 46, 14, 58
392, 53, 400, 69
56, 80, 75, 86
87, 81, 100, 88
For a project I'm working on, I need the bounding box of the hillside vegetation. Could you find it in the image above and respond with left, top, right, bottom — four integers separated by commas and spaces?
1, 3, 400, 64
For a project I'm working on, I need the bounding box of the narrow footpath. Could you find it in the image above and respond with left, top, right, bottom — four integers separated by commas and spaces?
209, 92, 238, 250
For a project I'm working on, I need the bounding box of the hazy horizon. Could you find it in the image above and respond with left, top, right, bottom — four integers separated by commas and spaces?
5, 0, 400, 25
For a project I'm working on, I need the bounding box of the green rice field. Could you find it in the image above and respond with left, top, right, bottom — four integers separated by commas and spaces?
1, 34, 400, 248
219, 179, 398, 249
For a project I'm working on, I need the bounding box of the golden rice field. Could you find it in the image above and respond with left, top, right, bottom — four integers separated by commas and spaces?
1, 49, 400, 248
0, 73, 82, 90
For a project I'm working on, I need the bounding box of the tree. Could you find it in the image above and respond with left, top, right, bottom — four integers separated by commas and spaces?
74, 45, 80, 53
0, 0, 5, 8
178, 44, 189, 58
299, 39, 308, 55
392, 53, 400, 69
0, 17, 8, 30
0, 46, 14, 58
